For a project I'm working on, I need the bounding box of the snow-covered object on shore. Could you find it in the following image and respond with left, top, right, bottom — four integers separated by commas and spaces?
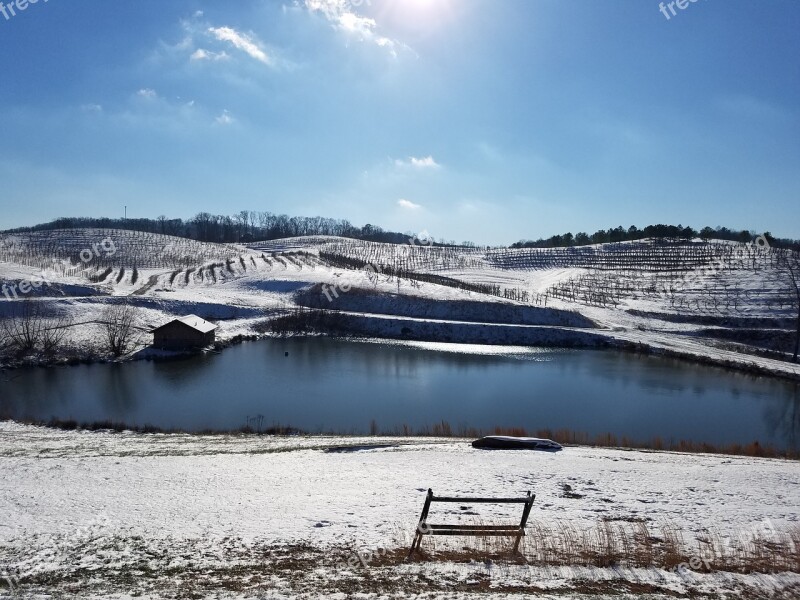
472, 435, 563, 451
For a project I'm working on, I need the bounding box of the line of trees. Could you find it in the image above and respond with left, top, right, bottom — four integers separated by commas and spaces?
6, 215, 799, 251
4, 212, 433, 246
512, 225, 799, 250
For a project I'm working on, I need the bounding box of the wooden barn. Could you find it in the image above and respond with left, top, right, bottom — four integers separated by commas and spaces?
152, 315, 217, 350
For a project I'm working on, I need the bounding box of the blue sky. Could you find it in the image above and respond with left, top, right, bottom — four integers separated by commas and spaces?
0, 0, 798, 244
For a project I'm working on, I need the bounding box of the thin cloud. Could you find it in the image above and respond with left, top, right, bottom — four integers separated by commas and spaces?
397, 198, 422, 210
395, 155, 441, 169
303, 0, 405, 56
137, 88, 158, 99
215, 110, 234, 125
191, 48, 230, 62
717, 93, 793, 122
208, 26, 271, 65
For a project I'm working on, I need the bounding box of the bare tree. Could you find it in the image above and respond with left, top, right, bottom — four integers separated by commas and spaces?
102, 302, 139, 357
0, 300, 75, 359
776, 250, 800, 363
1, 300, 45, 356
41, 313, 73, 357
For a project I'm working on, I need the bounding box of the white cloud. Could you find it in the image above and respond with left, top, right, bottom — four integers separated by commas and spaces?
190, 48, 230, 62
410, 155, 440, 169
395, 155, 441, 169
151, 14, 295, 73
397, 198, 422, 210
208, 26, 271, 65
303, 0, 404, 56
215, 110, 234, 125
337, 10, 377, 35
137, 88, 158, 99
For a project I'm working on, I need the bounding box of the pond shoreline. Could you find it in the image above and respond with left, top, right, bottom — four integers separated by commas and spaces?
2, 325, 800, 384
2, 418, 798, 460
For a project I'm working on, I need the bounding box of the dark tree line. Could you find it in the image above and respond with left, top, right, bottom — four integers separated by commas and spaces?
6, 215, 798, 251
4, 212, 434, 246
512, 225, 799, 250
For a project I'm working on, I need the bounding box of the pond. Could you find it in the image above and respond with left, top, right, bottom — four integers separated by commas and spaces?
1, 338, 798, 450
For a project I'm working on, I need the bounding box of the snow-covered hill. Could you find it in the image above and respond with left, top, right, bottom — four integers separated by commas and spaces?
0, 229, 798, 379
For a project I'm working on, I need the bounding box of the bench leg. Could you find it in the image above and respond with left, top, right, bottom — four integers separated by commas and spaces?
406, 488, 433, 560
512, 492, 535, 555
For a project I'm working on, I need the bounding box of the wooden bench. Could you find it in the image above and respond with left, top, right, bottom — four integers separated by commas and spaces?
407, 488, 535, 559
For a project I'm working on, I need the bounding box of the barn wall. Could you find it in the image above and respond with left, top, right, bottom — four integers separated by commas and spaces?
153, 322, 215, 349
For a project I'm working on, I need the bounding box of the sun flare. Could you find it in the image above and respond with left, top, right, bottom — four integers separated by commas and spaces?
379, 0, 453, 29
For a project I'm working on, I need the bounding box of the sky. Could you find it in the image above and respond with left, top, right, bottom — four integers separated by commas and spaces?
0, 0, 798, 245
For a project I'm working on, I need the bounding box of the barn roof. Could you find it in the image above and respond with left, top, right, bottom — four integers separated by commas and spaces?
153, 314, 217, 334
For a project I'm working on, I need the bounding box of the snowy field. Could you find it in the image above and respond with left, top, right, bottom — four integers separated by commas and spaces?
0, 422, 798, 598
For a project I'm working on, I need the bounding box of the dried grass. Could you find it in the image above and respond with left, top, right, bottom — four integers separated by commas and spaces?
382, 421, 799, 460
392, 518, 800, 574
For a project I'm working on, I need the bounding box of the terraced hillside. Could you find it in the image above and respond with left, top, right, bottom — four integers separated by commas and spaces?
0, 229, 797, 373
0, 229, 240, 275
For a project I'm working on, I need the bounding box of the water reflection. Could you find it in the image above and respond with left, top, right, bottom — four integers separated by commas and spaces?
0, 338, 797, 450
764, 384, 800, 449
104, 365, 139, 414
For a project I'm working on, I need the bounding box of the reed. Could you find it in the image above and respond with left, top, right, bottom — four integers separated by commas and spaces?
388, 518, 800, 574
15, 418, 800, 460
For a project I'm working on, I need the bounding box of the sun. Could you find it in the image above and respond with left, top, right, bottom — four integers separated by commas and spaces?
379, 0, 454, 28
405, 0, 445, 13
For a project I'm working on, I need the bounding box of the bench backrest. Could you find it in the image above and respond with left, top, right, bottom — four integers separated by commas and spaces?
408, 488, 536, 558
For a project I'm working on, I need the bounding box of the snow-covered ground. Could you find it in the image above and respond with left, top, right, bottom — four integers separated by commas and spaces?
0, 422, 797, 598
